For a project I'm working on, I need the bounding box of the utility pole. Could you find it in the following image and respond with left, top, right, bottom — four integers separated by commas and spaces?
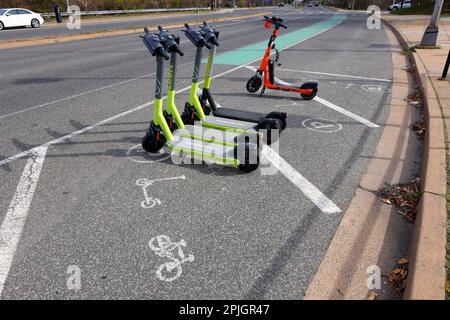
420, 0, 445, 47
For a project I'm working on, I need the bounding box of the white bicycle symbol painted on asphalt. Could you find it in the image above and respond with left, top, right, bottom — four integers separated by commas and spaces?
149, 235, 194, 282
136, 175, 186, 209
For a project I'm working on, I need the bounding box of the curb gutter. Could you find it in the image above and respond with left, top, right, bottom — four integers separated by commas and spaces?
383, 19, 447, 300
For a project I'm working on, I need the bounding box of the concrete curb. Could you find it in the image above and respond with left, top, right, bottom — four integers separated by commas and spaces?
383, 19, 447, 300
0, 12, 268, 49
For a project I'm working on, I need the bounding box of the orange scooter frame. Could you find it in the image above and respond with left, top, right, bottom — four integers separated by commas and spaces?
246, 16, 318, 100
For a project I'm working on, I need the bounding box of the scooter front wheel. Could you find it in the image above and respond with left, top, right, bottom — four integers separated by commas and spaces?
300, 83, 318, 100
142, 129, 165, 153
246, 76, 262, 93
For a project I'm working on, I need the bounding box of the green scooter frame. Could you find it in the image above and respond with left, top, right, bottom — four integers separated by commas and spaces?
140, 27, 260, 172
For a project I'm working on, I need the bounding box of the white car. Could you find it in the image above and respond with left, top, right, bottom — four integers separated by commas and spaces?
388, 0, 412, 11
0, 8, 44, 30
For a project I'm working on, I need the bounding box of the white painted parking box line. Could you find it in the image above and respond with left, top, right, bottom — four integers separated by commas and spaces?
314, 96, 380, 128
0, 146, 48, 297
253, 66, 392, 83
245, 66, 380, 128
262, 145, 341, 214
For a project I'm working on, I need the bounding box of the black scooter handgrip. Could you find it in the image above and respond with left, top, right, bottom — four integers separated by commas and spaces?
210, 37, 219, 46
203, 41, 211, 50
176, 47, 184, 56
184, 23, 190, 28
280, 24, 287, 29
156, 47, 170, 60
157, 25, 163, 31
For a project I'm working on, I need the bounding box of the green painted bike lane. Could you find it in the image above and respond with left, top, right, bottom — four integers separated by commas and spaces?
213, 13, 346, 66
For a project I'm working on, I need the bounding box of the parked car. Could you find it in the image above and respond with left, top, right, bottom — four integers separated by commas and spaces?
278, 2, 285, 7
307, 2, 314, 7
314, 1, 320, 6
388, 0, 412, 11
0, 8, 44, 30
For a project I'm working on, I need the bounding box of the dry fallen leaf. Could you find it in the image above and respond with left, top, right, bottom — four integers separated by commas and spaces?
388, 257, 410, 297
379, 197, 392, 205
377, 178, 420, 222
367, 291, 378, 300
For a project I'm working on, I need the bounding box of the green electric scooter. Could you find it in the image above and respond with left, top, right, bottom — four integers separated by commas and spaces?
140, 27, 259, 172
180, 23, 283, 145
181, 23, 287, 144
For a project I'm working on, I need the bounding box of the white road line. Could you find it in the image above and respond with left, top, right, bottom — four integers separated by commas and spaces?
0, 146, 48, 297
313, 96, 380, 128
0, 61, 192, 121
0, 16, 344, 167
250, 66, 392, 83
245, 66, 380, 128
261, 145, 341, 214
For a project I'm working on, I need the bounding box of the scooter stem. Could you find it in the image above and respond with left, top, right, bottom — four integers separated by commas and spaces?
154, 55, 174, 141
189, 46, 206, 120
166, 51, 185, 129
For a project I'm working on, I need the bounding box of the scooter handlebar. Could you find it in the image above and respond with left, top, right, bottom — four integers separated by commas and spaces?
200, 21, 220, 47
156, 25, 184, 56
182, 24, 211, 49
263, 16, 287, 29
141, 28, 170, 60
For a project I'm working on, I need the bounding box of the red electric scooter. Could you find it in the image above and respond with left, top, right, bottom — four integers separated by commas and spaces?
246, 16, 318, 100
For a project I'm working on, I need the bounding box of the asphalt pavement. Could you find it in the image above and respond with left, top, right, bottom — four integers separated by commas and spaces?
0, 6, 394, 299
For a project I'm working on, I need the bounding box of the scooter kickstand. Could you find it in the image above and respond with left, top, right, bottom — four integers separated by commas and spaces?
259, 87, 265, 97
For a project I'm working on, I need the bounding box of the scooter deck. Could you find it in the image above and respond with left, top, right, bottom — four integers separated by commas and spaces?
203, 115, 257, 131
213, 107, 269, 124
179, 124, 242, 145
167, 135, 238, 165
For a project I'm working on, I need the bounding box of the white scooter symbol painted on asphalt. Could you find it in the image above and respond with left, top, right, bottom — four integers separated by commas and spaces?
136, 175, 186, 209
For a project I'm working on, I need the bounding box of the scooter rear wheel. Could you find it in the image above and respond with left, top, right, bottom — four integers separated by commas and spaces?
246, 76, 262, 93
300, 83, 317, 100
235, 142, 259, 173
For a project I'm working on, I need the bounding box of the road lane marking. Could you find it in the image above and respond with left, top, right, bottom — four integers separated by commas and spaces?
250, 67, 392, 83
261, 145, 341, 214
214, 13, 346, 65
246, 66, 380, 128
313, 96, 380, 128
0, 146, 48, 297
0, 61, 192, 121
